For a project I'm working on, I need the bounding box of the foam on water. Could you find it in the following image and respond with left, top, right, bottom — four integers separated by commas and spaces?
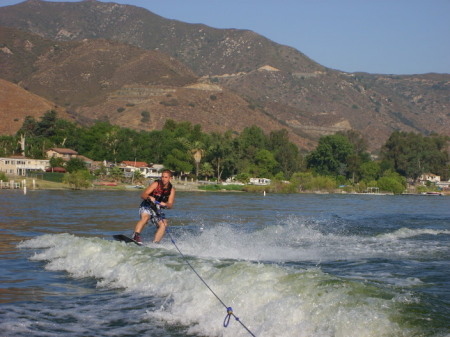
15, 230, 428, 337
171, 216, 450, 263
377, 227, 450, 240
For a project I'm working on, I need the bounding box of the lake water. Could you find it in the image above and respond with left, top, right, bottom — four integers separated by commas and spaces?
0, 189, 449, 337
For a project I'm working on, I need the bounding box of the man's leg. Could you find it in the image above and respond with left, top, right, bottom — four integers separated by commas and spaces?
133, 213, 150, 243
153, 219, 167, 243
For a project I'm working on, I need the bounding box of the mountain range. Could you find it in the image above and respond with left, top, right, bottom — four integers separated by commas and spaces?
0, 0, 449, 152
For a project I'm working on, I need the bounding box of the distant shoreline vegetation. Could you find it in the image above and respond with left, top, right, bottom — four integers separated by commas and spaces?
0, 111, 448, 194
0, 175, 446, 195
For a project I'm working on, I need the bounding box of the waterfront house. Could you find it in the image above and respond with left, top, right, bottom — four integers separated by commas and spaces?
419, 173, 441, 185
119, 161, 164, 179
46, 148, 78, 160
0, 156, 50, 176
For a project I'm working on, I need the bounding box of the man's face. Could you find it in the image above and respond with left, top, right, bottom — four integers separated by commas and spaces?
161, 172, 171, 185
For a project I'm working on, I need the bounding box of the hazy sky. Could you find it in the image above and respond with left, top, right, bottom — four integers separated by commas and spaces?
2, 0, 449, 75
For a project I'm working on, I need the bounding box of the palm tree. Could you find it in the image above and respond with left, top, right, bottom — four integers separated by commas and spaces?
177, 137, 205, 179
200, 162, 214, 180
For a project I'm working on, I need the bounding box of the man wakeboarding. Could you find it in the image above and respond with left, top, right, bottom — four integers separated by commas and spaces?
131, 169, 176, 245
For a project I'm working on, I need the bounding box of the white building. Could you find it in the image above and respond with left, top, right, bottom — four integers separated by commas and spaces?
419, 173, 441, 185
0, 156, 50, 176
119, 161, 164, 179
249, 177, 272, 185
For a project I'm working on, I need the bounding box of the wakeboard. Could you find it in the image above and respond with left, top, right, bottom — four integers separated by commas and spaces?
113, 234, 142, 246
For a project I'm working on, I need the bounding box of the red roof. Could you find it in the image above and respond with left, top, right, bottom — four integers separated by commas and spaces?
121, 161, 148, 168
45, 167, 66, 173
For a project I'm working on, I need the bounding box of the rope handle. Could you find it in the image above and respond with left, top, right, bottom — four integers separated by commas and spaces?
223, 307, 232, 327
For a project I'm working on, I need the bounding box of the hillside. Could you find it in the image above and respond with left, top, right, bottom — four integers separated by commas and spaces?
20, 38, 198, 107
0, 26, 310, 147
0, 0, 449, 152
76, 82, 310, 147
0, 0, 323, 76
0, 78, 72, 135
217, 68, 450, 150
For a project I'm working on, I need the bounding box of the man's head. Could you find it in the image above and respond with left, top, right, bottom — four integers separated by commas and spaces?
160, 169, 173, 185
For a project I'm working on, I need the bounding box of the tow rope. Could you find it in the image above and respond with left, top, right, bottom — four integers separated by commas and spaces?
165, 228, 256, 337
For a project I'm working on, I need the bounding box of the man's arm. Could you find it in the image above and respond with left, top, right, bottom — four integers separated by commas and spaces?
162, 188, 175, 209
140, 181, 158, 201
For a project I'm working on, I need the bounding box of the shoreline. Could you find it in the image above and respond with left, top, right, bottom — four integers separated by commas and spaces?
0, 177, 206, 192
1, 177, 448, 196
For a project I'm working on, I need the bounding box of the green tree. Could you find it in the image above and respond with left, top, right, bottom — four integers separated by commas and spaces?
206, 131, 236, 181
164, 148, 193, 174
276, 142, 301, 179
65, 157, 87, 173
102, 126, 121, 162
17, 116, 38, 137
177, 137, 206, 178
359, 161, 381, 182
269, 129, 301, 179
238, 125, 268, 160
338, 130, 368, 155
381, 131, 449, 180
51, 119, 79, 148
35, 110, 58, 138
49, 157, 66, 168
162, 119, 177, 132
200, 162, 214, 180
235, 172, 250, 184
76, 122, 118, 161
22, 136, 50, 159
253, 149, 278, 177
377, 170, 406, 194
269, 129, 290, 150
423, 133, 450, 179
306, 134, 354, 176
0, 135, 16, 157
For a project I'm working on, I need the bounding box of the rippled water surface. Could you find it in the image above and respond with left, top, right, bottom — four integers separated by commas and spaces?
1, 190, 449, 336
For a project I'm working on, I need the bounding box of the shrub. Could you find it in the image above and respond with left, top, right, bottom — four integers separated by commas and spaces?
160, 99, 179, 106
141, 110, 150, 123
242, 185, 267, 193
63, 170, 93, 189
313, 175, 338, 191
0, 172, 8, 182
269, 180, 296, 193
198, 184, 244, 191
290, 172, 337, 192
377, 176, 405, 194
